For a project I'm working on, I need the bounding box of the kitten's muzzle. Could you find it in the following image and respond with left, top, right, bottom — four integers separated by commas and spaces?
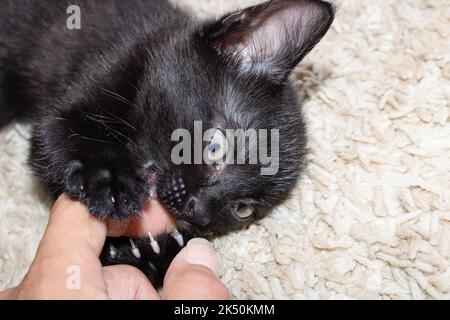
157, 175, 211, 227
157, 176, 187, 217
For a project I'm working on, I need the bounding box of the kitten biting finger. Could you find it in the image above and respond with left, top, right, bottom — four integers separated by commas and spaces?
0, 0, 334, 287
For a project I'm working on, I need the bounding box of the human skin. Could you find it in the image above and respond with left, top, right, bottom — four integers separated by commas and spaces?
0, 195, 229, 300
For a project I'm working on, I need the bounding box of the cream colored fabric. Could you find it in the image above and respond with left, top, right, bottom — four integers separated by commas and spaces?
1, 0, 449, 299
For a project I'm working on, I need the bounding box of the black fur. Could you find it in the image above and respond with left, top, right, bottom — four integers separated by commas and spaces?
0, 0, 334, 286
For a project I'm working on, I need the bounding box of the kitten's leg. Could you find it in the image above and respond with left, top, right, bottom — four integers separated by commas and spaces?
29, 107, 150, 220
100, 229, 194, 288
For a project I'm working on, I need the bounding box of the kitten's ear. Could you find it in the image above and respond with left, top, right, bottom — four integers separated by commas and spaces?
203, 0, 334, 81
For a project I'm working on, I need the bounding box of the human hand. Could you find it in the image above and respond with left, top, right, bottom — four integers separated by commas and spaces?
0, 194, 229, 300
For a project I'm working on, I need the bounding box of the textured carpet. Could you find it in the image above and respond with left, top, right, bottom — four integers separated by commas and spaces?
1, 0, 449, 299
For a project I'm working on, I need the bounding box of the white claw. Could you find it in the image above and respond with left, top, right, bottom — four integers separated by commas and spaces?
148, 232, 161, 254
129, 238, 141, 259
111, 196, 116, 204
109, 244, 117, 258
171, 228, 184, 247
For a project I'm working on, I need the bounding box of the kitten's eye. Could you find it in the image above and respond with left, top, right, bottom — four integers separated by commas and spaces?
207, 130, 228, 163
233, 202, 255, 220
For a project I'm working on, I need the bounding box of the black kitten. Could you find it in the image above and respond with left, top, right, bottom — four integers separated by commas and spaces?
0, 0, 334, 286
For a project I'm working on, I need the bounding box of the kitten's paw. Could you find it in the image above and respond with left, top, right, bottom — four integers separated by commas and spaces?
100, 228, 193, 287
64, 160, 149, 219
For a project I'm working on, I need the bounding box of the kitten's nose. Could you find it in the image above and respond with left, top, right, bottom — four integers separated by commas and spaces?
184, 198, 211, 226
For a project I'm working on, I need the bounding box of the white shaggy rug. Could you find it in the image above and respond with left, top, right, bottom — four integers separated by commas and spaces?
1, 0, 449, 299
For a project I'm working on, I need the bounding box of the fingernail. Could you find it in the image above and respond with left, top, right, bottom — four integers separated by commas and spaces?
183, 238, 220, 276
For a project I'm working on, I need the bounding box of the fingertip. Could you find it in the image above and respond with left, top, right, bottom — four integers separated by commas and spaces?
51, 194, 84, 216
162, 238, 229, 300
182, 238, 220, 276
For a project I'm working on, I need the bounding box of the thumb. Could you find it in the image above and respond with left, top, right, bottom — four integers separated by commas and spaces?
15, 195, 109, 299
162, 239, 229, 300
40, 194, 107, 257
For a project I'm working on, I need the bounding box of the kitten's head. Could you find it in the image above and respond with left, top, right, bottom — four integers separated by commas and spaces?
132, 0, 334, 235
